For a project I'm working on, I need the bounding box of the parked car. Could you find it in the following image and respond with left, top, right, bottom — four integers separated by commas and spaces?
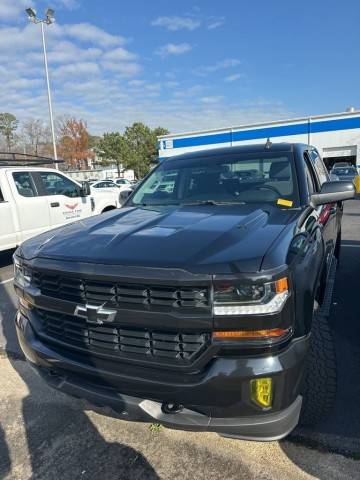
114, 178, 133, 187
332, 161, 351, 169
0, 156, 120, 252
330, 166, 358, 183
14, 143, 355, 440
90, 180, 119, 190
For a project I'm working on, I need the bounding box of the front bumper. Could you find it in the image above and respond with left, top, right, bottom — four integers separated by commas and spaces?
16, 311, 307, 441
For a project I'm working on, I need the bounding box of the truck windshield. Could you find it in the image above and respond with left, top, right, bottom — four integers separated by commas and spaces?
131, 152, 300, 207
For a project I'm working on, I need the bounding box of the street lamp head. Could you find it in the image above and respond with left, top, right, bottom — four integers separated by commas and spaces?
25, 7, 37, 22
45, 8, 55, 24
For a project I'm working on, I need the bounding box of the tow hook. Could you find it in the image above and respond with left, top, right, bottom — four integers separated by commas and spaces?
161, 402, 183, 414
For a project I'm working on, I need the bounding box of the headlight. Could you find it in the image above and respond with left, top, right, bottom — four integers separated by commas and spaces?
214, 277, 289, 315
13, 256, 32, 288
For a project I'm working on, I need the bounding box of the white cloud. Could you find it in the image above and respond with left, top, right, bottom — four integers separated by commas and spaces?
0, 12, 291, 137
0, 77, 292, 135
56, 0, 80, 10
63, 23, 126, 47
0, 24, 42, 51
155, 43, 192, 58
128, 79, 146, 87
164, 81, 180, 88
48, 42, 103, 63
0, 21, 141, 81
151, 16, 201, 31
200, 96, 224, 104
173, 85, 206, 98
194, 58, 241, 76
0, 21, 127, 54
5, 77, 42, 89
102, 47, 137, 62
101, 61, 141, 77
53, 62, 101, 79
0, 0, 33, 21
207, 18, 225, 30
224, 73, 243, 82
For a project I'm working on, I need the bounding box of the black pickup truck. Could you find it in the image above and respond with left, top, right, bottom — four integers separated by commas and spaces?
14, 143, 355, 441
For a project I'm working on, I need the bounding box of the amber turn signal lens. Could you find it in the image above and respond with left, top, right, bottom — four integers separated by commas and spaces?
275, 277, 288, 294
212, 328, 289, 340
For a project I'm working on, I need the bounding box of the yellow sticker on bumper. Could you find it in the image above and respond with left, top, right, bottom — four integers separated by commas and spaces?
277, 198, 293, 207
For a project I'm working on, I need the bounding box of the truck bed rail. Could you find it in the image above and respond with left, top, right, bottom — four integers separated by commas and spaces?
0, 152, 64, 167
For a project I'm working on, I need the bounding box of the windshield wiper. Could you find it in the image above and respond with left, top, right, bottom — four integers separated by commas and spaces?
137, 202, 180, 207
182, 200, 245, 206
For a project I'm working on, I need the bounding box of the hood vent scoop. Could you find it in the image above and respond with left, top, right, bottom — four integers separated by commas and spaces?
237, 209, 268, 230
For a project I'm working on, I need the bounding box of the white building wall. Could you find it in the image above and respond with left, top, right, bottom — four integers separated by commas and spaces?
158, 110, 360, 170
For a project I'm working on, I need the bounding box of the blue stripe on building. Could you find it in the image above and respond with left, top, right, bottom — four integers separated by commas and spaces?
169, 116, 360, 150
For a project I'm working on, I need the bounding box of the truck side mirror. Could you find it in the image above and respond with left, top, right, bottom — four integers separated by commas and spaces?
79, 181, 91, 197
120, 189, 133, 201
311, 181, 355, 206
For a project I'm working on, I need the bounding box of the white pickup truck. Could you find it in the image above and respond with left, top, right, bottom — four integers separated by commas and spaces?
0, 159, 121, 252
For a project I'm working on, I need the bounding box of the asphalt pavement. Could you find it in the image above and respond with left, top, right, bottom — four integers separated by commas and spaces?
1, 200, 360, 479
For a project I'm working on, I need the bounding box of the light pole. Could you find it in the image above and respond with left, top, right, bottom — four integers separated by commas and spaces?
26, 8, 58, 168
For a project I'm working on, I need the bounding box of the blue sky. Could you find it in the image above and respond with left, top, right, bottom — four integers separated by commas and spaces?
0, 0, 359, 135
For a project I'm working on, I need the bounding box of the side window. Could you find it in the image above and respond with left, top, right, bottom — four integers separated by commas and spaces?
310, 150, 328, 185
13, 172, 37, 197
304, 157, 317, 196
39, 172, 79, 198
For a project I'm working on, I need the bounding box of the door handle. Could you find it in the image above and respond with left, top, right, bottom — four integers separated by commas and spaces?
51, 202, 60, 208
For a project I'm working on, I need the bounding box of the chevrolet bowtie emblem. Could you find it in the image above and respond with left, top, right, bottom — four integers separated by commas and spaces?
74, 304, 117, 325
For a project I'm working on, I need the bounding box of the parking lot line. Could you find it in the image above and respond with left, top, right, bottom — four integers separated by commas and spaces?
0, 277, 14, 285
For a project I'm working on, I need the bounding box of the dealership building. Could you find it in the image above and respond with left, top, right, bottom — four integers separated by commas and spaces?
158, 109, 360, 171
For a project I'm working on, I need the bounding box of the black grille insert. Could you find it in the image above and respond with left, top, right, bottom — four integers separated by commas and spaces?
32, 271, 209, 309
35, 309, 210, 364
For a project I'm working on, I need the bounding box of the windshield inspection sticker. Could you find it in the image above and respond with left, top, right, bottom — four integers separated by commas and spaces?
277, 198, 293, 207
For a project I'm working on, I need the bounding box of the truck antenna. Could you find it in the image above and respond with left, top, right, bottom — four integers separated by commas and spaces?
265, 138, 272, 149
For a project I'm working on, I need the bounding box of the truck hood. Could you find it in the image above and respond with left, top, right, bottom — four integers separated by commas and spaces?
20, 205, 298, 274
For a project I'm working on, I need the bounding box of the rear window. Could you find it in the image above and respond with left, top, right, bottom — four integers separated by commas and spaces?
132, 152, 299, 207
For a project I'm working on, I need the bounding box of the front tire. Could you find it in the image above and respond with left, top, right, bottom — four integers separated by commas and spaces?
300, 309, 337, 426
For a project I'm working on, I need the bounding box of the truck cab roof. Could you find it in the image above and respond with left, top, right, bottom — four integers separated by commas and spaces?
0, 166, 60, 173
162, 142, 309, 163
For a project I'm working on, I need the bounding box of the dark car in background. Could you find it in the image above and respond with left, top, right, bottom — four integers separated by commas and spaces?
330, 166, 358, 183
14, 143, 355, 441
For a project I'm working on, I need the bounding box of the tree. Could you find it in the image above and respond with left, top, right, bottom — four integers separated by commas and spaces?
88, 134, 101, 150
123, 123, 169, 179
0, 113, 19, 151
57, 118, 93, 169
97, 123, 169, 179
96, 132, 128, 176
21, 118, 50, 156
